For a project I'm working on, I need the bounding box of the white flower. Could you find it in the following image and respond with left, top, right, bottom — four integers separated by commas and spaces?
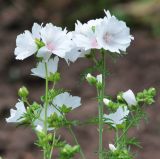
95, 10, 134, 53
73, 20, 101, 50
34, 105, 60, 131
64, 31, 91, 62
52, 92, 81, 110
65, 47, 90, 62
34, 92, 81, 131
14, 23, 42, 60
6, 101, 26, 123
37, 23, 72, 61
109, 144, 117, 152
96, 74, 102, 84
87, 18, 104, 28
103, 98, 110, 105
31, 56, 59, 78
122, 89, 137, 106
104, 106, 129, 127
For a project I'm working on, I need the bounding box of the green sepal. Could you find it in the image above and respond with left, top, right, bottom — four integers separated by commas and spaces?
48, 72, 61, 83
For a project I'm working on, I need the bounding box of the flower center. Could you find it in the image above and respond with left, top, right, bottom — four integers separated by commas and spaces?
103, 33, 111, 43
47, 42, 55, 51
91, 38, 98, 48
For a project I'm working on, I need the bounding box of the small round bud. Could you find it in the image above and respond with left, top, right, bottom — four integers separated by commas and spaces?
117, 94, 123, 102
18, 86, 29, 98
149, 87, 156, 96
49, 72, 60, 82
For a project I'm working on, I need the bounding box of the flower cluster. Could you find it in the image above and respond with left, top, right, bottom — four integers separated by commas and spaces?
14, 10, 133, 63
74, 10, 133, 53
6, 92, 81, 130
102, 88, 156, 158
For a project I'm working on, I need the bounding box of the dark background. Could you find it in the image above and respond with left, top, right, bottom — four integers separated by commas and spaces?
0, 0, 160, 159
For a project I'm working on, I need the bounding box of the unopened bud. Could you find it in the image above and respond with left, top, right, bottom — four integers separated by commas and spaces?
109, 144, 117, 152
18, 86, 29, 98
103, 98, 110, 105
49, 72, 60, 82
117, 94, 123, 102
149, 87, 156, 96
86, 73, 97, 85
96, 74, 102, 89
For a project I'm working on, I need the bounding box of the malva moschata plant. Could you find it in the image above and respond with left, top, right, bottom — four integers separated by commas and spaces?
5, 10, 156, 159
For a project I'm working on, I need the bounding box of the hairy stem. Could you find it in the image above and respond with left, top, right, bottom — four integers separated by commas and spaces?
98, 51, 106, 159
44, 62, 49, 159
115, 128, 119, 147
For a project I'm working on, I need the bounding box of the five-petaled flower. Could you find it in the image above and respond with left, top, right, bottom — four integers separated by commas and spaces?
104, 106, 129, 127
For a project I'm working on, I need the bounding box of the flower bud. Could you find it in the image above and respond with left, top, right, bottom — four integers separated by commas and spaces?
103, 98, 110, 105
117, 94, 123, 102
122, 89, 137, 106
86, 73, 97, 85
18, 86, 29, 98
96, 74, 102, 89
109, 144, 117, 152
149, 87, 156, 96
48, 72, 60, 82
96, 74, 102, 83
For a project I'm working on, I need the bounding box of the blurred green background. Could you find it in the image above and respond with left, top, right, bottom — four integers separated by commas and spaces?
0, 0, 160, 159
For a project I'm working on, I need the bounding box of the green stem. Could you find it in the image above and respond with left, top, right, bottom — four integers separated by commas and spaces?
98, 51, 106, 159
44, 62, 49, 159
115, 128, 119, 147
115, 116, 135, 145
49, 130, 56, 159
68, 126, 86, 159
92, 50, 98, 64
50, 103, 86, 159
